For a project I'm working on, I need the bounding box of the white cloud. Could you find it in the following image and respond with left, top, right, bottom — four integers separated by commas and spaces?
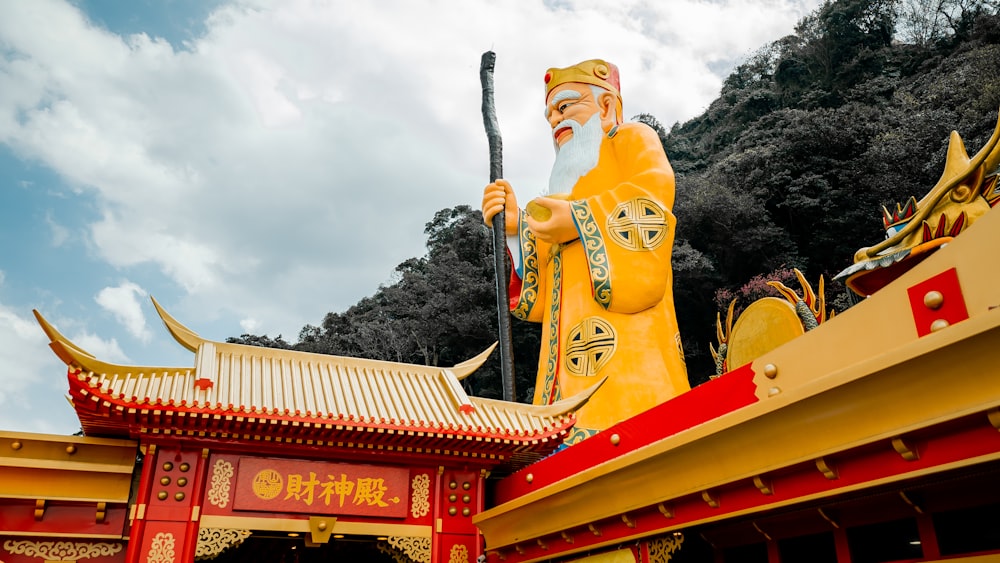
0, 305, 50, 404
95, 281, 152, 343
240, 317, 260, 333
69, 330, 130, 364
0, 303, 79, 432
0, 0, 823, 342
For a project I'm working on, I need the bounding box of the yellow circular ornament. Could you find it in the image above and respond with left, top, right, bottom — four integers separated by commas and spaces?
726, 297, 804, 371
252, 469, 283, 500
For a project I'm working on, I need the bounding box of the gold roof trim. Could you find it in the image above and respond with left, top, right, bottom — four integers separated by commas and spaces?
32, 310, 97, 364
35, 310, 189, 375
481, 377, 607, 418
149, 296, 494, 379
38, 306, 589, 438
451, 342, 497, 381
0, 430, 136, 503
151, 295, 203, 353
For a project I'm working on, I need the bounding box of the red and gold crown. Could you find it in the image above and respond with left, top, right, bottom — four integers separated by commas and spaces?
881, 196, 918, 230
544, 59, 621, 100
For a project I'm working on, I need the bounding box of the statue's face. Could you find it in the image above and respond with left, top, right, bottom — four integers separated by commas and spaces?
545, 83, 607, 148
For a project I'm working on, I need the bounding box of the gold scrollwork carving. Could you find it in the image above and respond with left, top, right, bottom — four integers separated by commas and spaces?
512, 210, 540, 321
449, 543, 470, 563
565, 317, 617, 376
570, 200, 612, 308
386, 536, 431, 563
539, 252, 563, 405
146, 532, 176, 563
3, 540, 124, 560
195, 528, 251, 561
647, 533, 685, 562
563, 426, 598, 445
410, 473, 430, 518
377, 542, 412, 563
207, 459, 235, 508
607, 197, 668, 251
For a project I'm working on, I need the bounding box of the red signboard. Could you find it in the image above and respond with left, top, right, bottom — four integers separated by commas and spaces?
233, 457, 409, 518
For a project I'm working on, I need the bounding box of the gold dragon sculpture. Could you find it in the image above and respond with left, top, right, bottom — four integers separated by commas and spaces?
710, 110, 1000, 377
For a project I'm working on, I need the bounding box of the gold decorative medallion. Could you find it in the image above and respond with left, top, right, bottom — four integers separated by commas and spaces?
146, 532, 176, 563
410, 473, 430, 518
449, 543, 470, 563
3, 540, 124, 560
565, 317, 617, 376
195, 529, 251, 561
386, 537, 431, 563
251, 469, 283, 500
207, 459, 235, 508
606, 197, 668, 251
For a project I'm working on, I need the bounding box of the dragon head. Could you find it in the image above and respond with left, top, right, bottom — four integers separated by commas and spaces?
835, 111, 1000, 297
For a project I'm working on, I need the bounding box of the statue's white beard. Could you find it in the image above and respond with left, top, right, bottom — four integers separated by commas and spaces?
547, 113, 603, 195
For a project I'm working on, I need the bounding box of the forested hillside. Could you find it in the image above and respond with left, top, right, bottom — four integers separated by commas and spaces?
660, 0, 1000, 379
230, 0, 1000, 397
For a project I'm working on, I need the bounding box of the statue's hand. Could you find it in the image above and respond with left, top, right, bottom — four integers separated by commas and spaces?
482, 179, 519, 235
525, 197, 579, 244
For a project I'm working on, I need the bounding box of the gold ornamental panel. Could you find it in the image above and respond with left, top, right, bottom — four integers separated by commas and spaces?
3, 540, 124, 560
647, 533, 684, 562
146, 532, 176, 563
377, 542, 411, 563
207, 459, 235, 508
386, 536, 430, 563
410, 473, 430, 519
606, 197, 669, 251
565, 317, 617, 376
195, 529, 251, 561
449, 543, 470, 563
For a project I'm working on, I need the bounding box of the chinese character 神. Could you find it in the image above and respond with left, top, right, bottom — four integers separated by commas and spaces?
320, 474, 355, 507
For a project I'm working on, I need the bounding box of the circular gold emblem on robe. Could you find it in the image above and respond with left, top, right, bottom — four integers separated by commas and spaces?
565, 317, 617, 376
252, 469, 283, 500
607, 197, 668, 251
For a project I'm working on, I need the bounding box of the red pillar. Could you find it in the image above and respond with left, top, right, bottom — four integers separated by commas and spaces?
433, 467, 484, 562
833, 526, 851, 563
766, 539, 780, 563
916, 513, 940, 559
126, 444, 207, 563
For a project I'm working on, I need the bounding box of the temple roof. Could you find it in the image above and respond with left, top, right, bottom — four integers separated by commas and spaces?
37, 299, 601, 465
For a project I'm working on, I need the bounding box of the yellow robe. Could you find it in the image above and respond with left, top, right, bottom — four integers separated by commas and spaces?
510, 122, 690, 440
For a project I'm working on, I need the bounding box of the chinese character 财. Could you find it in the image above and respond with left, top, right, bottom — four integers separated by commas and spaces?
284, 472, 320, 506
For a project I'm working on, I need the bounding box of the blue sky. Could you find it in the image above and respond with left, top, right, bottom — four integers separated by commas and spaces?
0, 0, 823, 435
73, 0, 225, 45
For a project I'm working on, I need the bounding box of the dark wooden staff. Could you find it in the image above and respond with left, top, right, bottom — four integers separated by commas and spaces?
480, 51, 516, 402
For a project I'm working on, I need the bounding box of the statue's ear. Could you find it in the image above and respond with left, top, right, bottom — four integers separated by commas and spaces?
597, 91, 620, 125
597, 92, 615, 119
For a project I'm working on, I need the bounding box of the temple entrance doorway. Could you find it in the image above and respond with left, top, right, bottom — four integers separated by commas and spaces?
211, 532, 401, 563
